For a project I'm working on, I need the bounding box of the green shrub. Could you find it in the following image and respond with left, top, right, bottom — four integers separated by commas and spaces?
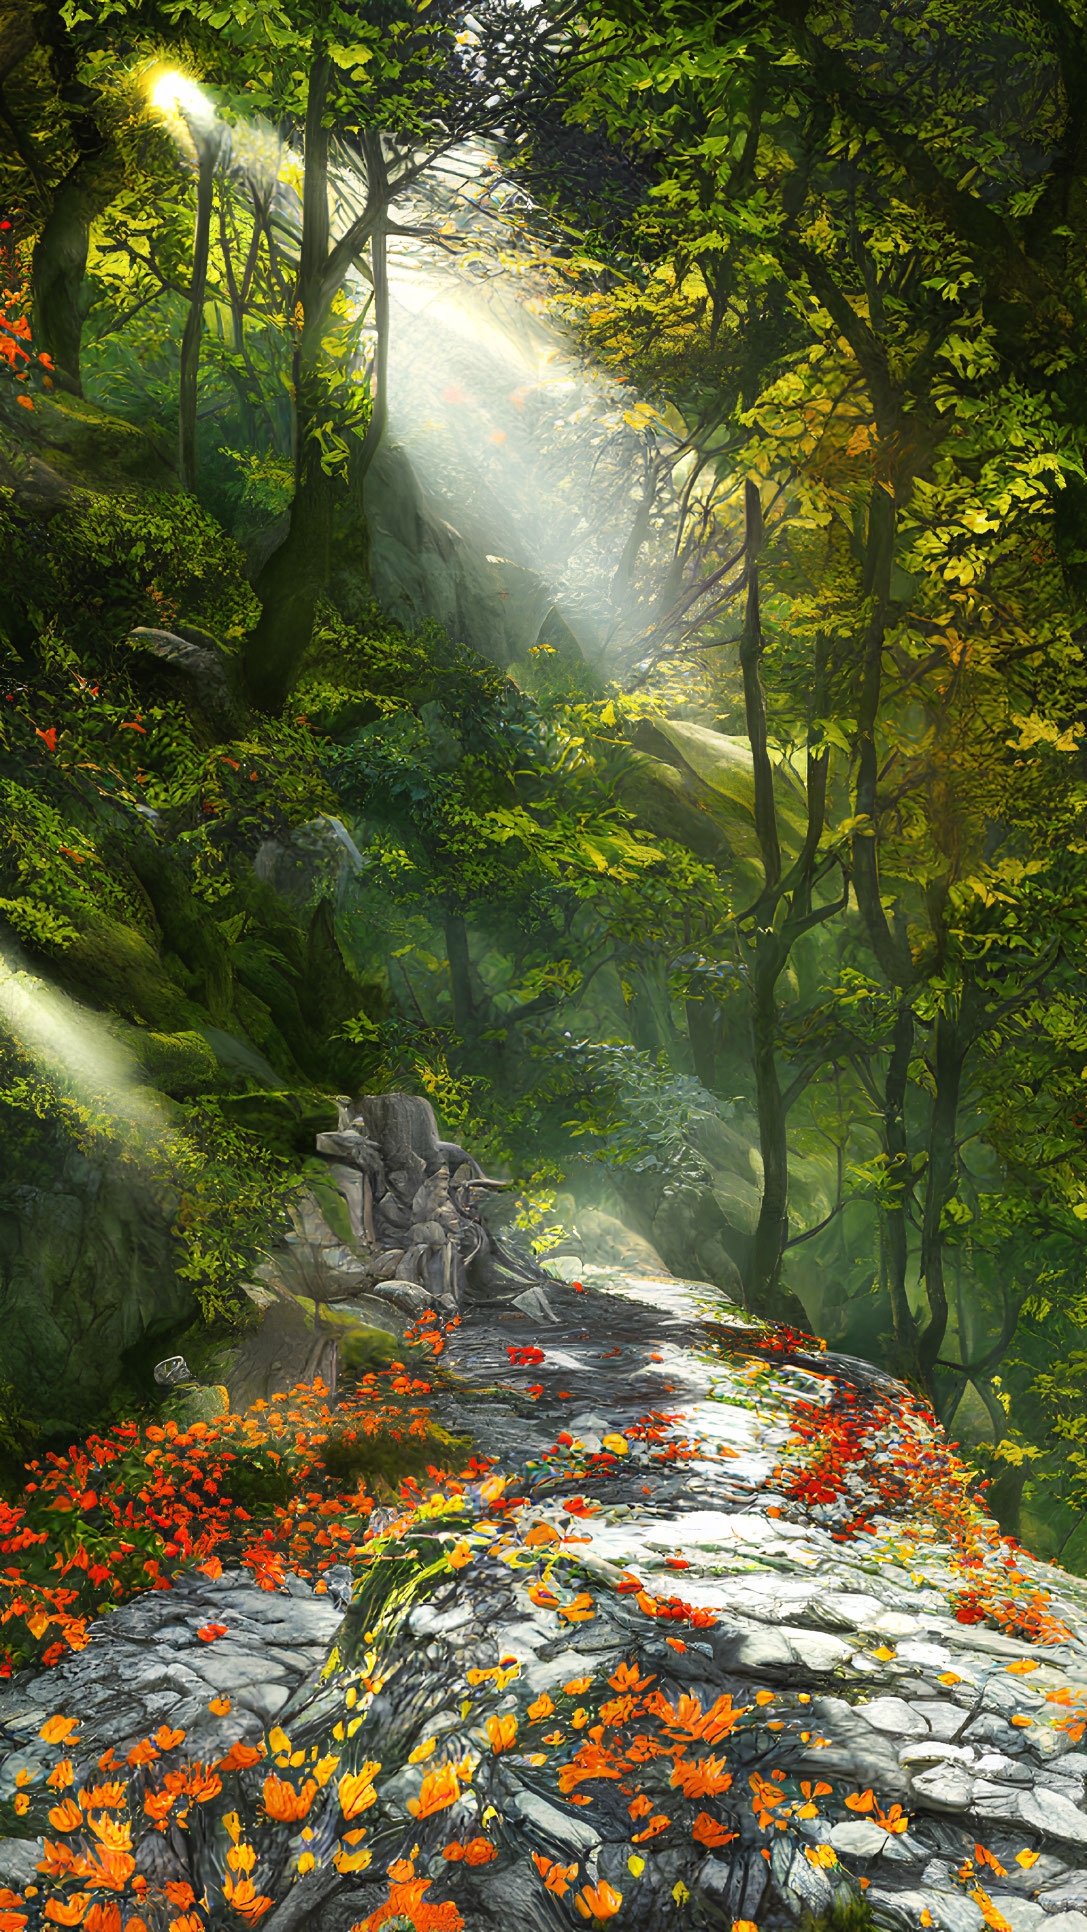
0, 489, 257, 657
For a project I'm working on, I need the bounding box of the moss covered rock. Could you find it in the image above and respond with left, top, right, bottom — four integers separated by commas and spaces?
0, 1130, 194, 1425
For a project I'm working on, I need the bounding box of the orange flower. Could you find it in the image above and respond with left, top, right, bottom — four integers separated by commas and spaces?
574, 1880, 622, 1921
805, 1845, 838, 1869
208, 1698, 231, 1716
486, 1713, 517, 1754
692, 1812, 737, 1848
0, 1912, 27, 1932
215, 1741, 264, 1772
40, 1716, 80, 1745
462, 1838, 497, 1865
531, 1856, 577, 1896
47, 1797, 83, 1832
155, 1726, 186, 1751
448, 1542, 472, 1569
632, 1813, 670, 1841
47, 1759, 75, 1789
564, 1677, 592, 1696
407, 1762, 461, 1818
338, 1766, 380, 1819
876, 1802, 909, 1834
357, 1858, 464, 1931
43, 1901, 89, 1926
85, 1907, 122, 1932
262, 1774, 316, 1822
559, 1593, 595, 1624
78, 1782, 125, 1810
197, 1623, 228, 1642
670, 1756, 733, 1800
845, 1789, 875, 1812
221, 1877, 273, 1923
87, 1814, 133, 1851
527, 1693, 555, 1720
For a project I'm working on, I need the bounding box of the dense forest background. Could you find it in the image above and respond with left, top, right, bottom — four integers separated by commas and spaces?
2, 0, 1087, 1569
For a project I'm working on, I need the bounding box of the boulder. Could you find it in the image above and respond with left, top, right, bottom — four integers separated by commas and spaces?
0, 1136, 194, 1425
0, 386, 177, 500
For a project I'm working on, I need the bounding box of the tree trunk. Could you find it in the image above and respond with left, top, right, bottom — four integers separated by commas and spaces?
444, 915, 474, 1033
31, 140, 121, 394
983, 1459, 1026, 1542
686, 994, 717, 1089
883, 996, 918, 1378
178, 140, 217, 494
918, 1010, 966, 1377
749, 931, 789, 1301
738, 476, 790, 1305
850, 483, 907, 985
243, 50, 334, 712
354, 190, 390, 486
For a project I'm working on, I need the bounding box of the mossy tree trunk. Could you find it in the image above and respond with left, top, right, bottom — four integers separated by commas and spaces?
242, 85, 391, 712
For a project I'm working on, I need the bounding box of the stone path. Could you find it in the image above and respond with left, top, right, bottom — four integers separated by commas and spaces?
5, 1262, 1087, 1932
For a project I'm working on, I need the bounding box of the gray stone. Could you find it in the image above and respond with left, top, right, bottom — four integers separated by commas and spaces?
911, 1699, 974, 1740
1039, 1881, 1087, 1912
985, 1903, 1044, 1932
781, 1626, 855, 1671
234, 1682, 291, 1720
1020, 1788, 1087, 1846
183, 1648, 289, 1692
0, 1839, 41, 1886
900, 1741, 976, 1769
828, 1818, 891, 1856
771, 1837, 834, 1913
855, 1695, 931, 1737
907, 1763, 976, 1809
511, 1285, 560, 1324
506, 1787, 602, 1854
696, 1849, 768, 1920
866, 1889, 985, 1932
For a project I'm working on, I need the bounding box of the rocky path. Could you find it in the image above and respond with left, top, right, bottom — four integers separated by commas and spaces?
5, 1260, 1087, 1932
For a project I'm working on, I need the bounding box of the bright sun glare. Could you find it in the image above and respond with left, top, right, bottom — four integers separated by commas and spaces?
146, 66, 213, 122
